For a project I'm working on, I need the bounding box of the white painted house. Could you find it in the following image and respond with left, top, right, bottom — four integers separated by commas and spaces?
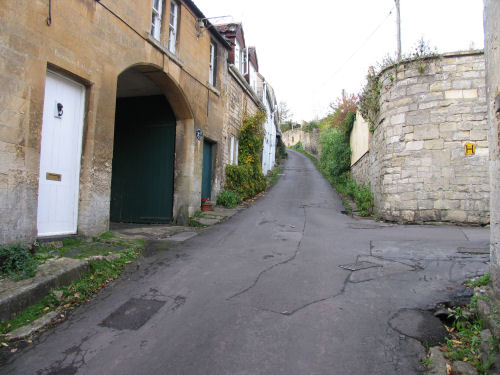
258, 74, 279, 175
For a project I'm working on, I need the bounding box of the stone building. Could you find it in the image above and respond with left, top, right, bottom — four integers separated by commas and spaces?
215, 23, 280, 177
0, 0, 264, 244
351, 51, 489, 224
484, 0, 500, 295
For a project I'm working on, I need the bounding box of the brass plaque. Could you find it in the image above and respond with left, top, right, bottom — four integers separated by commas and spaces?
46, 172, 62, 181
464, 143, 475, 155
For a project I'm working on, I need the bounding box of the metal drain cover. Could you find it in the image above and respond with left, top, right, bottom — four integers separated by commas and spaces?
101, 298, 166, 330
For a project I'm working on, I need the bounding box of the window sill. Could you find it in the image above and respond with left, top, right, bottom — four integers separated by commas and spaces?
207, 84, 220, 96
145, 32, 184, 68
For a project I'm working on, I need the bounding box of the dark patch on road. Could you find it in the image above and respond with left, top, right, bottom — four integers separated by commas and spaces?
389, 309, 447, 346
143, 240, 171, 257
100, 298, 166, 330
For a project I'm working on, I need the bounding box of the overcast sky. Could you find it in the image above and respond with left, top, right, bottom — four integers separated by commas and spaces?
194, 0, 485, 123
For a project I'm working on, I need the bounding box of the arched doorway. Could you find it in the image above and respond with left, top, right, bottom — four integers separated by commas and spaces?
110, 67, 176, 223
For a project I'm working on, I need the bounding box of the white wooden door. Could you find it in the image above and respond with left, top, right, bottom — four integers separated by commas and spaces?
37, 71, 85, 236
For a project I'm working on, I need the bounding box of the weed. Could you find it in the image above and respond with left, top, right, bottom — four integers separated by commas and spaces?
467, 274, 490, 288
421, 354, 433, 369
187, 217, 206, 227
268, 167, 282, 187
0, 243, 38, 280
442, 305, 497, 374
216, 190, 241, 208
98, 232, 116, 240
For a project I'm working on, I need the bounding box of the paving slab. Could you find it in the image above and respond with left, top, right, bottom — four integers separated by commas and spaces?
166, 231, 198, 242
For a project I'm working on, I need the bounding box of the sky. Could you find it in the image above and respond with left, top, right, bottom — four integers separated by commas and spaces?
194, 0, 485, 123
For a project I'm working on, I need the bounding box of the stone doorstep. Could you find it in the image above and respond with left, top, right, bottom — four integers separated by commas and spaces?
0, 253, 125, 324
0, 258, 90, 322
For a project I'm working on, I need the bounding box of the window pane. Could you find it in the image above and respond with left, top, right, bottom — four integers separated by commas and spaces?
169, 2, 178, 53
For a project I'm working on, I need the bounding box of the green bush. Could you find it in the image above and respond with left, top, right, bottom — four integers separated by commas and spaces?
226, 164, 266, 200
217, 190, 241, 208
354, 184, 374, 216
0, 243, 38, 280
225, 111, 267, 200
320, 128, 351, 178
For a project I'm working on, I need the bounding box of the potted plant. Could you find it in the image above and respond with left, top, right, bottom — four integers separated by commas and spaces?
201, 197, 214, 212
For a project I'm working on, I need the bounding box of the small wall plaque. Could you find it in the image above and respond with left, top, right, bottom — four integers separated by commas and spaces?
46, 172, 62, 181
464, 143, 475, 155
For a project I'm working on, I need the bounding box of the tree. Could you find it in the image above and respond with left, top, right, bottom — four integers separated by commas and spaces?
278, 101, 292, 125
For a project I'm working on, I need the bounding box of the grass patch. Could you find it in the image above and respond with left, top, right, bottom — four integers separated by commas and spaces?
467, 274, 490, 288
0, 245, 142, 339
441, 305, 494, 374
216, 190, 241, 209
267, 166, 282, 187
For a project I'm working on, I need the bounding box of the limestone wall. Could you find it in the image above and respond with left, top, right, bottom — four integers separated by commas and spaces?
282, 129, 321, 159
219, 66, 262, 191
367, 51, 489, 224
350, 112, 370, 166
282, 129, 303, 147
351, 152, 370, 187
484, 0, 500, 289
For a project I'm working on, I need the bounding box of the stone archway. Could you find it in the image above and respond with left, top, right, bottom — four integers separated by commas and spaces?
110, 65, 195, 224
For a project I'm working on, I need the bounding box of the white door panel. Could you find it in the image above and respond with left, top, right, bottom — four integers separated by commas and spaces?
37, 71, 85, 236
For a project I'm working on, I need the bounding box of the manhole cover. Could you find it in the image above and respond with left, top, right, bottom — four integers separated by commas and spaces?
100, 298, 166, 330
339, 261, 380, 271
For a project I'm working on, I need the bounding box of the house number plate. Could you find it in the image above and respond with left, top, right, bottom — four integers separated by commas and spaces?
46, 172, 62, 181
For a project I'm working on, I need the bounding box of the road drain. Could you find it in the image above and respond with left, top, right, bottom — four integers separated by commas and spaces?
100, 298, 166, 330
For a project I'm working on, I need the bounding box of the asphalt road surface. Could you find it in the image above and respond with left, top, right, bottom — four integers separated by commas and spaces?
2, 149, 489, 374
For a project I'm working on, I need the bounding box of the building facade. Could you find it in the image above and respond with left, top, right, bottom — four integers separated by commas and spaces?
0, 0, 239, 243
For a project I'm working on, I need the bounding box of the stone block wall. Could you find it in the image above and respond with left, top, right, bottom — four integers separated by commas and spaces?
219, 66, 262, 192
351, 152, 370, 187
282, 128, 321, 159
364, 50, 489, 224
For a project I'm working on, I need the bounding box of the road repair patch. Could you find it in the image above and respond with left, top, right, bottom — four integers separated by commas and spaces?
100, 298, 166, 330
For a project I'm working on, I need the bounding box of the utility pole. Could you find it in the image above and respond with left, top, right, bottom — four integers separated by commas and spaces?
395, 0, 401, 61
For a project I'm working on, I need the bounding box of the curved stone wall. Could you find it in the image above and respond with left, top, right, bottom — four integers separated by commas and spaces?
367, 51, 489, 224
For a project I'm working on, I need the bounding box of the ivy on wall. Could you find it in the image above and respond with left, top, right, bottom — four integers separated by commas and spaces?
225, 111, 267, 199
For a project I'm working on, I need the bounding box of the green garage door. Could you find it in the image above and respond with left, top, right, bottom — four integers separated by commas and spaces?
110, 96, 176, 223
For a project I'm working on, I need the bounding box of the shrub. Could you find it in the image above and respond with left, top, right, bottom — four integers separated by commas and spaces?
217, 190, 241, 208
320, 128, 351, 178
0, 243, 38, 280
354, 184, 374, 216
226, 165, 266, 200
226, 111, 267, 200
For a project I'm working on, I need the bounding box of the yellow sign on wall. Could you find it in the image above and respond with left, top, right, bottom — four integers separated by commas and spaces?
465, 143, 475, 155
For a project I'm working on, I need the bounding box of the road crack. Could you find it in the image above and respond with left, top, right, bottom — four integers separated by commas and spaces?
228, 207, 308, 300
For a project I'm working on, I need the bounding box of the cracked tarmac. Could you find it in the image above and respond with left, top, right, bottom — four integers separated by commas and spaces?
0, 149, 490, 374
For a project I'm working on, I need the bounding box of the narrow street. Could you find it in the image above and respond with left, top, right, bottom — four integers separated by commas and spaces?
2, 150, 489, 375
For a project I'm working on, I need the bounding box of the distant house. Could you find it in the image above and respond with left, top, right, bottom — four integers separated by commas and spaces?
258, 75, 279, 175
215, 23, 279, 175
